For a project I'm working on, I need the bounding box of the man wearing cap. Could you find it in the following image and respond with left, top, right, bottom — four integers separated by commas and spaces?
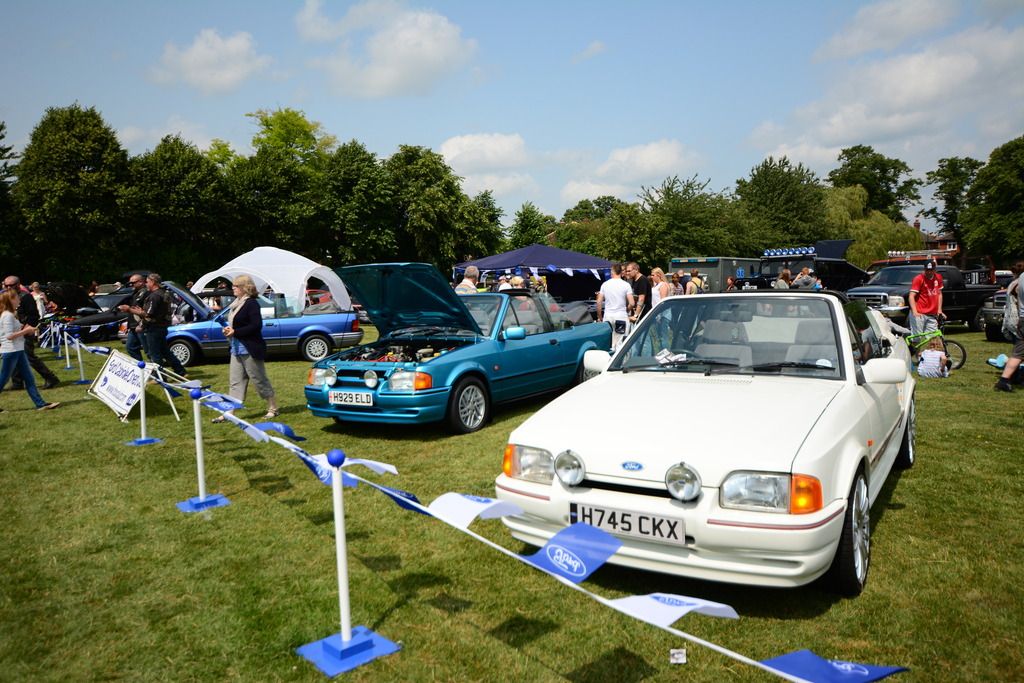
497, 275, 512, 291
909, 261, 944, 336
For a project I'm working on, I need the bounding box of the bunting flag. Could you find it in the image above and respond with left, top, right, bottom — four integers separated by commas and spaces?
522, 523, 622, 584
760, 650, 907, 682
426, 492, 523, 530
251, 421, 306, 441
561, 267, 574, 276
602, 593, 738, 628
590, 268, 600, 279
200, 392, 245, 412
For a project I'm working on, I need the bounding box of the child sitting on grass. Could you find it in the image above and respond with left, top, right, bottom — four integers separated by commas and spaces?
917, 336, 951, 378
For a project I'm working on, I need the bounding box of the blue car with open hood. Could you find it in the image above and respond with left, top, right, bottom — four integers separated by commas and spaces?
304, 263, 612, 433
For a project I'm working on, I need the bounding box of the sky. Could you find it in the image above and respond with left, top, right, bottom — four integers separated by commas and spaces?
3, 0, 1023, 230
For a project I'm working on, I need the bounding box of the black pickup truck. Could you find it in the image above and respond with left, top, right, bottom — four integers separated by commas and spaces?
846, 265, 999, 330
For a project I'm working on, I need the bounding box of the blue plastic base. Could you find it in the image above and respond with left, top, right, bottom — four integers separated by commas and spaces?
176, 493, 230, 513
126, 437, 162, 446
296, 626, 400, 676
74, 379, 92, 385
62, 366, 76, 371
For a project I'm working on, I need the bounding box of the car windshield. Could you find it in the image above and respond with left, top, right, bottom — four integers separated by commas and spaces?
760, 258, 814, 276
460, 294, 501, 336
611, 296, 841, 379
867, 268, 919, 286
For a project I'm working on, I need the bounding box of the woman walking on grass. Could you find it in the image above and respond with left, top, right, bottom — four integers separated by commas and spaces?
0, 289, 59, 412
212, 275, 279, 423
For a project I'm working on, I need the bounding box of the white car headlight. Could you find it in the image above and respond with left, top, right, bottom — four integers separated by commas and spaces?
720, 471, 789, 513
503, 444, 554, 484
308, 366, 337, 386
554, 450, 585, 487
887, 295, 905, 308
665, 463, 701, 502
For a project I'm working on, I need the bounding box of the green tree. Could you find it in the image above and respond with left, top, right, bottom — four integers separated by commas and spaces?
824, 186, 922, 268
735, 156, 829, 246
309, 140, 396, 265
247, 108, 337, 163
921, 156, 985, 267
827, 145, 922, 223
225, 146, 310, 253
637, 175, 743, 266
458, 190, 505, 259
11, 104, 129, 281
384, 145, 470, 268
119, 135, 238, 279
204, 138, 240, 169
507, 202, 556, 250
961, 135, 1024, 261
0, 121, 25, 266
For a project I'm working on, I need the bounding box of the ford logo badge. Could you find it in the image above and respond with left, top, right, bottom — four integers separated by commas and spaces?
546, 544, 586, 577
621, 461, 643, 472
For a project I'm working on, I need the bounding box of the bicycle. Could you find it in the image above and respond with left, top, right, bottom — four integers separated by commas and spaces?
906, 319, 966, 371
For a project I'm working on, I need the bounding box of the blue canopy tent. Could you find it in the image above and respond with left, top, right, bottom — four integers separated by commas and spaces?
454, 244, 613, 302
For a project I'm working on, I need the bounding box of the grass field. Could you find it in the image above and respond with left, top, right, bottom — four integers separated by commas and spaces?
2, 327, 1022, 682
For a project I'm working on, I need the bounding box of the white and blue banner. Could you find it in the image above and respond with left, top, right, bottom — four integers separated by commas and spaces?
522, 523, 621, 584
88, 350, 150, 418
760, 650, 907, 682
602, 593, 738, 628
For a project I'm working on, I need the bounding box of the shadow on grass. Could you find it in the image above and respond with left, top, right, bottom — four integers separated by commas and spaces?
489, 614, 560, 648
565, 646, 656, 683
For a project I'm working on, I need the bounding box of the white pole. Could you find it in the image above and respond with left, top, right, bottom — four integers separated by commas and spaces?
138, 363, 148, 441
74, 336, 86, 383
332, 463, 353, 643
63, 331, 73, 369
192, 397, 207, 502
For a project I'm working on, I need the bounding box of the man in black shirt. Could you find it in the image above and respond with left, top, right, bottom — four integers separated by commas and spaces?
3, 274, 60, 390
133, 273, 187, 376
117, 273, 149, 361
625, 262, 652, 321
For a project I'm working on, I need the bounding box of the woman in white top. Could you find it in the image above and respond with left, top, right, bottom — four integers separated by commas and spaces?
0, 289, 59, 411
650, 268, 670, 308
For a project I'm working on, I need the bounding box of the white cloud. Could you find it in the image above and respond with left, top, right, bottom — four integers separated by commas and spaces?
595, 139, 698, 182
295, 0, 403, 43
560, 180, 634, 206
150, 29, 272, 94
303, 1, 476, 98
817, 0, 958, 60
572, 40, 607, 64
755, 23, 1024, 177
440, 133, 528, 172
117, 115, 213, 153
461, 172, 538, 198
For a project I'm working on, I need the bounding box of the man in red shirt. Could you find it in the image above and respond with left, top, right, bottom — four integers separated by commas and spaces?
909, 261, 944, 336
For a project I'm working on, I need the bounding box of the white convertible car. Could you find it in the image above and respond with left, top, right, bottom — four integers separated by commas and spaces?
495, 291, 915, 595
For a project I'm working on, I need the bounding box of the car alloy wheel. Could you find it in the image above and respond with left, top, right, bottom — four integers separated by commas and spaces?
302, 334, 331, 362
169, 340, 195, 367
828, 471, 871, 595
850, 475, 870, 586
448, 377, 489, 434
896, 396, 915, 469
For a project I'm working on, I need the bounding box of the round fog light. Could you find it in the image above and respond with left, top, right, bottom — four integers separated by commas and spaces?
554, 450, 585, 487
363, 370, 378, 388
665, 463, 701, 501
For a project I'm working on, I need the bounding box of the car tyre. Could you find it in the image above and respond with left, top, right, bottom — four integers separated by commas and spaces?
895, 394, 915, 470
169, 339, 198, 368
301, 334, 332, 362
985, 324, 1005, 342
447, 376, 489, 434
828, 470, 871, 596
970, 308, 984, 332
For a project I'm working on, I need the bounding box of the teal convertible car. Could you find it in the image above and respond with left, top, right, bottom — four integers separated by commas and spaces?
304, 263, 612, 433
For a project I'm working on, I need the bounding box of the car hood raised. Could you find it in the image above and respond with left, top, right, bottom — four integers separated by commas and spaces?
510, 372, 844, 485
337, 263, 481, 337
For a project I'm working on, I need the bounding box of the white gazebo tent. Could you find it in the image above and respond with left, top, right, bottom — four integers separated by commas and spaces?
190, 246, 352, 312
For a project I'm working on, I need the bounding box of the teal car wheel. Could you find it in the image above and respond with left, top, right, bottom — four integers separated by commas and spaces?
447, 377, 489, 434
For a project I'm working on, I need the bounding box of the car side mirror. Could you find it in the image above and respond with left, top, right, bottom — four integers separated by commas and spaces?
503, 326, 526, 341
584, 349, 611, 374
861, 357, 907, 384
